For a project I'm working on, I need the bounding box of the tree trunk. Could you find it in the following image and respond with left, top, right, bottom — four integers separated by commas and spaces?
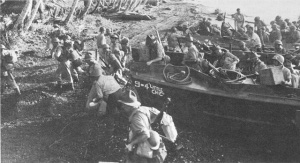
64, 0, 79, 25
13, 0, 33, 30
24, 0, 42, 31
79, 0, 92, 19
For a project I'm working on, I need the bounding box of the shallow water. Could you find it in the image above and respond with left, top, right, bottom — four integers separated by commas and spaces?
194, 0, 300, 25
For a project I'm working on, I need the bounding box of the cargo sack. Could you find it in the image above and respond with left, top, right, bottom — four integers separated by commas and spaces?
160, 112, 178, 142
136, 141, 154, 158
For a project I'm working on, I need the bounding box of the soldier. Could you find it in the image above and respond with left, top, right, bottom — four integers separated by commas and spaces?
45, 24, 65, 58
166, 27, 181, 52
54, 40, 76, 90
145, 35, 169, 66
110, 34, 122, 51
96, 27, 107, 58
271, 54, 292, 86
120, 37, 132, 65
247, 51, 267, 75
102, 44, 124, 74
119, 90, 167, 163
274, 40, 287, 55
211, 45, 240, 71
1, 44, 21, 95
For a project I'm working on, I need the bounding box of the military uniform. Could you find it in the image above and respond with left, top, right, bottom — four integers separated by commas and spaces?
1, 46, 20, 95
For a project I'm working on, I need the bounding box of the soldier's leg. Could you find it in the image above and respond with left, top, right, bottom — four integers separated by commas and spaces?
55, 63, 64, 89
7, 72, 21, 95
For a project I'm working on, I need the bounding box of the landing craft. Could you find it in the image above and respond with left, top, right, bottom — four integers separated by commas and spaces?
129, 49, 300, 133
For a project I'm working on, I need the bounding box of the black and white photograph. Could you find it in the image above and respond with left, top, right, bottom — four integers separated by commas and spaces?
1, 0, 300, 162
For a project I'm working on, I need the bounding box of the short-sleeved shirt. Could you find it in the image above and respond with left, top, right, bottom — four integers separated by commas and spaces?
87, 75, 121, 101
249, 32, 262, 48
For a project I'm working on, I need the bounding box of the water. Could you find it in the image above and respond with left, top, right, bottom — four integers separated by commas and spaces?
194, 0, 300, 25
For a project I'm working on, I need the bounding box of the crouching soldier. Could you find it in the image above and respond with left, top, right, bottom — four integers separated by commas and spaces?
210, 45, 240, 71
85, 65, 122, 131
54, 40, 76, 90
119, 90, 167, 163
146, 35, 170, 66
1, 44, 21, 95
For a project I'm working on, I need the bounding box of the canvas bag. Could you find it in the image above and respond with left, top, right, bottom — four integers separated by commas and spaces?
160, 112, 178, 143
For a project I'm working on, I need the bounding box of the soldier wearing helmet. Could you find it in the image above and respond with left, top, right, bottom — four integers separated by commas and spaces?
247, 26, 262, 52
1, 44, 21, 95
120, 37, 131, 66
45, 24, 65, 58
269, 24, 282, 44
102, 44, 123, 74
53, 40, 78, 90
85, 63, 122, 128
286, 25, 300, 44
274, 40, 286, 54
271, 54, 292, 86
110, 34, 122, 52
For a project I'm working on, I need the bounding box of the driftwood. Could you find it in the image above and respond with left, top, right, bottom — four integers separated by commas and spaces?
119, 12, 154, 20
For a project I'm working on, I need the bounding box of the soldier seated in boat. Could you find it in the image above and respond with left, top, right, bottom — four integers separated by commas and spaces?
270, 54, 292, 86
238, 41, 250, 52
274, 40, 287, 55
182, 35, 209, 72
286, 25, 300, 44
247, 26, 262, 52
166, 27, 181, 52
146, 35, 169, 66
210, 45, 240, 71
246, 51, 267, 75
284, 57, 300, 88
269, 24, 282, 44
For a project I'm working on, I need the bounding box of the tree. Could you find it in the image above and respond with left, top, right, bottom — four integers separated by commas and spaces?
24, 0, 42, 31
64, 0, 79, 25
13, 0, 33, 30
79, 0, 92, 19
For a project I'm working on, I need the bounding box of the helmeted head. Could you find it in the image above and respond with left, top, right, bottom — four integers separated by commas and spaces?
290, 25, 296, 31
103, 44, 110, 52
254, 16, 260, 22
99, 27, 105, 33
121, 37, 129, 45
110, 34, 119, 43
272, 24, 279, 30
171, 26, 177, 33
272, 54, 284, 65
237, 8, 240, 13
275, 15, 282, 21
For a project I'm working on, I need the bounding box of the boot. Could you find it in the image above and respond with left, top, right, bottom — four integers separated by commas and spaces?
56, 81, 62, 89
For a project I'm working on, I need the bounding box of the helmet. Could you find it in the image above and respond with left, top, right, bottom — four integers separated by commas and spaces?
99, 27, 105, 32
52, 37, 60, 43
290, 25, 296, 30
110, 34, 119, 39
148, 130, 161, 150
103, 44, 110, 50
0, 44, 7, 49
90, 64, 103, 77
274, 40, 282, 45
170, 26, 177, 32
275, 15, 281, 20
254, 16, 260, 21
121, 37, 129, 44
272, 54, 284, 65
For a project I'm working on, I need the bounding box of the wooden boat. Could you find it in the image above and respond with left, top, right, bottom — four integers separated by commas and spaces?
129, 50, 300, 132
